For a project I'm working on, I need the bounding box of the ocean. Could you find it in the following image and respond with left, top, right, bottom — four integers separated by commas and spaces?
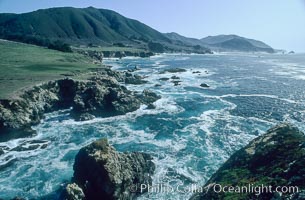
1, 53, 305, 199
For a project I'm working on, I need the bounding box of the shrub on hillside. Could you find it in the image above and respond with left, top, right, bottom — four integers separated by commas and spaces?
48, 41, 72, 52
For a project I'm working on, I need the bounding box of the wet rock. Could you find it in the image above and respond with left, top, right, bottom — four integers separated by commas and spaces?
0, 155, 16, 170
154, 84, 162, 87
171, 80, 182, 86
171, 75, 180, 80
192, 71, 201, 74
138, 89, 161, 105
77, 113, 95, 121
11, 140, 49, 152
11, 144, 40, 152
64, 183, 85, 200
159, 77, 170, 81
127, 66, 140, 73
0, 148, 4, 156
159, 68, 187, 74
146, 103, 156, 109
124, 73, 148, 85
190, 123, 305, 200
200, 83, 209, 88
71, 139, 155, 200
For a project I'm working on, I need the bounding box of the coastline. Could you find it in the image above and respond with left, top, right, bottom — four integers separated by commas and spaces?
0, 65, 160, 137
1, 52, 305, 199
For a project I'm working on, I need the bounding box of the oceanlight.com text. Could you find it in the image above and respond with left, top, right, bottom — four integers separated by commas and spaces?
129, 183, 299, 196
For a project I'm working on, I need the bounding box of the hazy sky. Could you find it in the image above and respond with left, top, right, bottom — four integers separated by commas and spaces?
0, 0, 304, 52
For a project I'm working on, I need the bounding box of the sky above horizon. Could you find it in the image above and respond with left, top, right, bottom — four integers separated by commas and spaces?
0, 0, 304, 52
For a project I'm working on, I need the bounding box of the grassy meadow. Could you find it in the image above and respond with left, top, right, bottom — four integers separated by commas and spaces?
0, 39, 98, 99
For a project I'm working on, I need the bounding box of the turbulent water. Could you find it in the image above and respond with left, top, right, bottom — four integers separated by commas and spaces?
1, 53, 305, 199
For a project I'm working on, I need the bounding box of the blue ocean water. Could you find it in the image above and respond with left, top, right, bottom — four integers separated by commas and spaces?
1, 53, 305, 199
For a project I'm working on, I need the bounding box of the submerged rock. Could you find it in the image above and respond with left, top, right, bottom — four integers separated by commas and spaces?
190, 123, 305, 200
171, 80, 182, 86
159, 77, 170, 81
0, 148, 4, 156
200, 83, 209, 88
146, 103, 156, 109
10, 197, 26, 200
69, 139, 155, 200
11, 140, 48, 152
171, 75, 180, 80
159, 68, 187, 74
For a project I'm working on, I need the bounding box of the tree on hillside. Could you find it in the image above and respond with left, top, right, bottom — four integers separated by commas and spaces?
48, 40, 72, 52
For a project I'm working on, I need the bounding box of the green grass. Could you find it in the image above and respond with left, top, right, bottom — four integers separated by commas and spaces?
0, 39, 98, 99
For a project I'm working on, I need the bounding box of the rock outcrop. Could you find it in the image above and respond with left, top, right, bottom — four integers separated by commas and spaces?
190, 123, 305, 200
159, 68, 187, 74
65, 139, 155, 200
65, 183, 85, 200
0, 76, 160, 135
76, 49, 154, 60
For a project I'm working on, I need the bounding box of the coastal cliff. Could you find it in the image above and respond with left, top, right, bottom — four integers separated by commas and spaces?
190, 123, 305, 200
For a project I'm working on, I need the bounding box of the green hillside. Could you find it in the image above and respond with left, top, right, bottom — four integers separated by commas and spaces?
200, 34, 274, 53
0, 7, 170, 46
0, 39, 97, 99
0, 7, 274, 53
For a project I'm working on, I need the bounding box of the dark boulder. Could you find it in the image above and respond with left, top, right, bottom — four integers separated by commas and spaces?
200, 83, 210, 88
70, 139, 155, 200
159, 68, 187, 74
138, 89, 161, 105
159, 77, 170, 81
171, 75, 180, 80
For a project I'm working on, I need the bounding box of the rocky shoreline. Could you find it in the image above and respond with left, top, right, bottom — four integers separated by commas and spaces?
1, 63, 305, 200
0, 67, 160, 137
75, 49, 154, 61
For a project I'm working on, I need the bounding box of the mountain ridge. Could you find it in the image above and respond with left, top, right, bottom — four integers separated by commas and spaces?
200, 34, 274, 52
165, 32, 274, 53
0, 7, 274, 53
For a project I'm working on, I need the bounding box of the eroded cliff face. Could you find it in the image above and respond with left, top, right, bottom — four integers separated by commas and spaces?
64, 138, 155, 200
0, 76, 160, 135
190, 123, 305, 200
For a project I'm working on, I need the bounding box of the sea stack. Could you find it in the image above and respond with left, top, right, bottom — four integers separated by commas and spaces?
65, 139, 155, 200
